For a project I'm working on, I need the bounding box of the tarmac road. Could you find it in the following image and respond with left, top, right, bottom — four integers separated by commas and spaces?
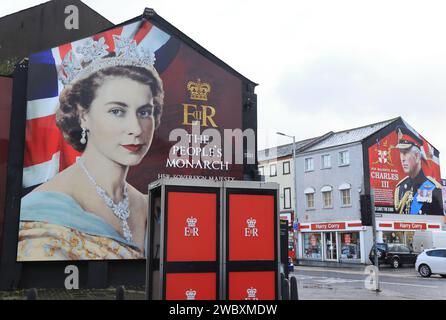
291, 265, 446, 300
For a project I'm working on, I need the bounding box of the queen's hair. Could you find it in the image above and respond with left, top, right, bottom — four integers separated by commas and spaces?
55, 65, 164, 152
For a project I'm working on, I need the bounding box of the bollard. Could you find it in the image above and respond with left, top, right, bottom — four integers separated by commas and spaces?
290, 276, 299, 300
116, 285, 125, 300
281, 277, 290, 300
26, 288, 38, 300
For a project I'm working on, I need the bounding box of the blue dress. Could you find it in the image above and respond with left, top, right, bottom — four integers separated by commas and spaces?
17, 191, 144, 261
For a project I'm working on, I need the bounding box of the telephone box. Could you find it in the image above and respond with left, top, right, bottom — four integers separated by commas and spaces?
146, 178, 280, 300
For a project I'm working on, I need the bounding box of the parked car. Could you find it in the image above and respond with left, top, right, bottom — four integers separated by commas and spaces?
415, 248, 446, 278
369, 243, 418, 268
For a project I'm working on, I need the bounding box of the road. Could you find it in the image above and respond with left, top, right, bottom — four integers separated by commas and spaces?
291, 265, 446, 300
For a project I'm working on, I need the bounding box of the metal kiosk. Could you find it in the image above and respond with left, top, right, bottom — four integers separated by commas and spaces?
145, 178, 281, 300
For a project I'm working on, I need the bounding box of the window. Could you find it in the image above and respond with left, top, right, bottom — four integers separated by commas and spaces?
399, 245, 411, 253
321, 154, 331, 169
259, 166, 264, 176
304, 187, 315, 209
426, 250, 446, 257
339, 183, 352, 206
340, 232, 361, 260
323, 192, 332, 208
341, 189, 351, 206
339, 151, 350, 166
321, 185, 333, 208
270, 164, 277, 177
305, 158, 314, 172
303, 233, 322, 260
283, 161, 290, 175
306, 193, 314, 209
284, 187, 291, 209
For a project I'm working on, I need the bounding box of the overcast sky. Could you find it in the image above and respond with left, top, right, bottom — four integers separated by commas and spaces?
2, 0, 446, 176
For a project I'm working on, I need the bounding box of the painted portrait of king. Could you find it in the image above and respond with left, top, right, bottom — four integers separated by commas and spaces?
394, 126, 443, 215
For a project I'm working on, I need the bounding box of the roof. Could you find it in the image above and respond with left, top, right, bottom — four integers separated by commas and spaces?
258, 137, 319, 162
299, 117, 399, 153
257, 117, 399, 161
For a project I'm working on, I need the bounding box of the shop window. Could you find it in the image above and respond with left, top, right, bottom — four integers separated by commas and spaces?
383, 231, 404, 244
303, 233, 322, 260
340, 232, 361, 260
259, 166, 264, 176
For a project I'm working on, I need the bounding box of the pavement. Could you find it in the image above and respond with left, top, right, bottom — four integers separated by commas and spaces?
291, 265, 446, 300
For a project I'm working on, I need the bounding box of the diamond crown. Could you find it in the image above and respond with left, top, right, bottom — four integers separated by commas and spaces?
58, 35, 156, 85
186, 217, 198, 227
247, 217, 256, 228
187, 79, 211, 101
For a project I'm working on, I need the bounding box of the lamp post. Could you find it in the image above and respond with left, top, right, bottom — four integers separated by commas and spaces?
277, 132, 298, 260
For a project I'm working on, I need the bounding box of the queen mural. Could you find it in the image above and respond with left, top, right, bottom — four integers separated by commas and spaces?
17, 27, 166, 260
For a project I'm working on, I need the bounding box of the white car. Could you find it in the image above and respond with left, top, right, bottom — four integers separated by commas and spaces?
415, 248, 446, 278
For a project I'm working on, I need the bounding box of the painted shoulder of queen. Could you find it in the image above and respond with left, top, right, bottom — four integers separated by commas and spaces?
17, 35, 165, 261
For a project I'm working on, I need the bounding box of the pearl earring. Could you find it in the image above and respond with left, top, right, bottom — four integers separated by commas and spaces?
80, 127, 87, 144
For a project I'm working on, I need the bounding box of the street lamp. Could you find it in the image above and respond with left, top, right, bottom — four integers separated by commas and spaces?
276, 132, 298, 259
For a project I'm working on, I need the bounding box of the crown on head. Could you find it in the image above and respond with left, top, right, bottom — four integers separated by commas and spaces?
186, 216, 198, 227
187, 79, 211, 101
58, 35, 156, 85
246, 287, 257, 298
246, 217, 256, 228
186, 289, 197, 300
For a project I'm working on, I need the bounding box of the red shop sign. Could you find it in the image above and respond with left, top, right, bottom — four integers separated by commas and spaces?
394, 222, 426, 230
311, 222, 346, 231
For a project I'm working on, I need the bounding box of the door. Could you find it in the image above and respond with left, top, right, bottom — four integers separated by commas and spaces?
428, 250, 444, 273
398, 245, 413, 264
325, 232, 337, 261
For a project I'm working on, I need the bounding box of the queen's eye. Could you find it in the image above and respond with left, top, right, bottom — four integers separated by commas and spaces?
138, 107, 153, 119
109, 108, 125, 116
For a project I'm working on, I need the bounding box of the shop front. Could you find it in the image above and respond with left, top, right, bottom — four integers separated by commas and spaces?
298, 221, 367, 264
377, 221, 442, 249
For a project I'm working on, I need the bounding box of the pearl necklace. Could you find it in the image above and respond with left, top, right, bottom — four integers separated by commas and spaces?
77, 157, 133, 242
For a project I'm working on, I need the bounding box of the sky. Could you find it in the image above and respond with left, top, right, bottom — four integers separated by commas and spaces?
2, 0, 446, 176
